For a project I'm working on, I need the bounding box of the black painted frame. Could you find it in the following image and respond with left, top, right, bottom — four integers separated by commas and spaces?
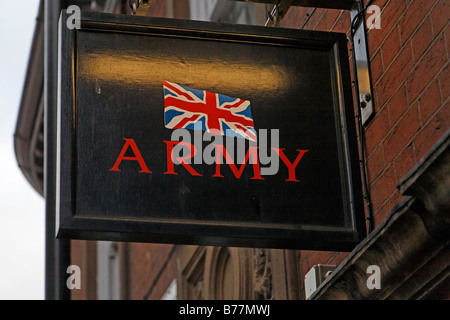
56, 11, 366, 250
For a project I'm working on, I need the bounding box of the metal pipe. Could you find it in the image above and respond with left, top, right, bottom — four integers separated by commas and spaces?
44, 0, 71, 300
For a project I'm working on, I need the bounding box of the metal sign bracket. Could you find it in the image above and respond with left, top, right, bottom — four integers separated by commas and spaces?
265, 0, 293, 27
129, 0, 152, 16
350, 1, 375, 126
260, 0, 375, 125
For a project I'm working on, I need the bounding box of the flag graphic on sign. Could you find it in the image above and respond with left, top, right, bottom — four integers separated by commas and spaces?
163, 81, 257, 142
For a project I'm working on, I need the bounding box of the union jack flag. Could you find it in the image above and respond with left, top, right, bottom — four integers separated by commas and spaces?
163, 81, 257, 142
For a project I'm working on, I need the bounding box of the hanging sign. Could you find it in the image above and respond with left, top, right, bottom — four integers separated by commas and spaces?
56, 11, 366, 250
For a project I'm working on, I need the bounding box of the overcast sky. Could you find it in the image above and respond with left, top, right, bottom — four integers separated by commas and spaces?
0, 1, 44, 299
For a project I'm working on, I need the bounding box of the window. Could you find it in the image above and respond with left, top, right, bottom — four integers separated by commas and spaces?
161, 279, 178, 300
97, 241, 120, 300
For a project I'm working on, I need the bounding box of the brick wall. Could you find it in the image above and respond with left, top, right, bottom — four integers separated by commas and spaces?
70, 240, 97, 300
70, 240, 84, 300
146, 0, 167, 17
127, 243, 175, 300
280, 0, 449, 299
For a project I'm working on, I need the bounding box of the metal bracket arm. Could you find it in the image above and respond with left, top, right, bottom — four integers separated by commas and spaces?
129, 0, 152, 16
265, 0, 294, 27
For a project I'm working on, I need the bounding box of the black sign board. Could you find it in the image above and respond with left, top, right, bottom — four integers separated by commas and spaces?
57, 11, 366, 250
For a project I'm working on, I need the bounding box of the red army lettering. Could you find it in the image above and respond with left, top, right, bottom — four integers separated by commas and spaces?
110, 138, 309, 182
272, 148, 309, 182
212, 144, 264, 180
163, 140, 202, 176
109, 138, 151, 173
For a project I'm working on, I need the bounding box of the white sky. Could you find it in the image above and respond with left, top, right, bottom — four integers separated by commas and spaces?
0, 1, 45, 299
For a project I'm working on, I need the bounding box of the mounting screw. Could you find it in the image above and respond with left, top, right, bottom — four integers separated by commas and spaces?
364, 93, 372, 102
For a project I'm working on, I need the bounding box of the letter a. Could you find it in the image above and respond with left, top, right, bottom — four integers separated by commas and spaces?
66, 5, 81, 30
66, 265, 81, 290
366, 265, 381, 289
110, 138, 151, 173
366, 5, 381, 30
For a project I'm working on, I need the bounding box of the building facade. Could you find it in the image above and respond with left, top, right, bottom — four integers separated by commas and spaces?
15, 0, 449, 300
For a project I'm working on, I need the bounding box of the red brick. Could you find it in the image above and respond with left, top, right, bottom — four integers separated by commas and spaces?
303, 251, 336, 272
128, 243, 175, 300
298, 250, 346, 298
313, 11, 327, 31
382, 27, 401, 68
299, 260, 310, 282
367, 145, 386, 184
129, 243, 153, 299
303, 8, 325, 30
149, 257, 176, 300
399, 0, 436, 45
368, 0, 407, 53
373, 204, 387, 226
370, 164, 397, 212
299, 250, 312, 262
147, 1, 166, 17
383, 103, 421, 164
365, 4, 382, 33
281, 6, 307, 29
365, 106, 391, 155
431, 0, 449, 36
439, 63, 450, 101
388, 86, 408, 126
371, 50, 384, 84
365, 0, 390, 44
377, 43, 414, 108
414, 101, 450, 160
373, 189, 403, 225
279, 6, 295, 28
368, 0, 389, 10
419, 80, 442, 124
291, 7, 311, 29
328, 252, 350, 267
300, 251, 336, 290
295, 8, 316, 29
315, 9, 342, 32
447, 23, 450, 48
412, 17, 434, 63
331, 9, 350, 34
394, 143, 416, 181
70, 240, 84, 300
406, 34, 447, 103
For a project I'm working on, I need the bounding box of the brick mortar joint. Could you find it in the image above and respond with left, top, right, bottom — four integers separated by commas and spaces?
367, 93, 449, 203
368, 0, 441, 62
373, 39, 447, 119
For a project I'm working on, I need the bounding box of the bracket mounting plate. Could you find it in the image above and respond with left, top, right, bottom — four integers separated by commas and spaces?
350, 4, 375, 125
